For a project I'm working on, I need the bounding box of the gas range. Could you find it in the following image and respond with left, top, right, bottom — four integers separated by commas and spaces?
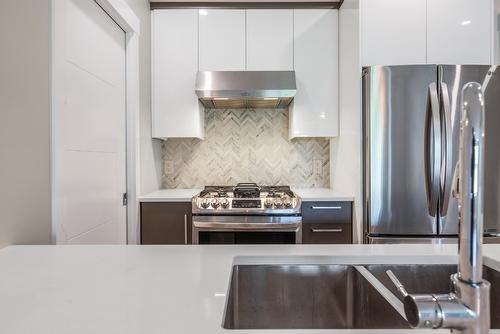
192, 183, 301, 215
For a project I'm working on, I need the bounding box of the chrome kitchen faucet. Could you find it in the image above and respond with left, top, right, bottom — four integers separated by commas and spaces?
387, 82, 491, 334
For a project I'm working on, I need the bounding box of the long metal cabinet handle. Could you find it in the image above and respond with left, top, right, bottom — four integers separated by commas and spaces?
311, 206, 342, 210
311, 228, 343, 233
184, 214, 188, 245
439, 82, 453, 216
424, 83, 442, 217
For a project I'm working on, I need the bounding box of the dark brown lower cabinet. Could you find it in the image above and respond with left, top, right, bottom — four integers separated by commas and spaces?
141, 202, 192, 244
301, 201, 353, 244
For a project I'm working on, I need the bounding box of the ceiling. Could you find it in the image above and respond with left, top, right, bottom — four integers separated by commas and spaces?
149, 0, 343, 9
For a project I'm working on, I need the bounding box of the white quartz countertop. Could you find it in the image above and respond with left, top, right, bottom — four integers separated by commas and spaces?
292, 188, 354, 201
139, 188, 201, 202
139, 188, 353, 202
1, 244, 500, 334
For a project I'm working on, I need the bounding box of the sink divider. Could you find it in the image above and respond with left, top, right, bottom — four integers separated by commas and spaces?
354, 265, 407, 320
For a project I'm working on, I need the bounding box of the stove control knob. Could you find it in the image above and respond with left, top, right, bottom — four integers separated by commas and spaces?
220, 198, 230, 209
200, 199, 210, 209
211, 199, 220, 209
273, 199, 283, 209
264, 199, 273, 209
283, 199, 292, 208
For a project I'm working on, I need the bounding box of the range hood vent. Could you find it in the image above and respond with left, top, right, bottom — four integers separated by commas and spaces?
195, 71, 296, 109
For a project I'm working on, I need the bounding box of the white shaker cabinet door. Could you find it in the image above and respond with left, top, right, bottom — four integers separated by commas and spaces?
199, 9, 246, 71
246, 9, 294, 70
290, 9, 338, 138
151, 9, 203, 139
427, 0, 491, 65
360, 0, 426, 66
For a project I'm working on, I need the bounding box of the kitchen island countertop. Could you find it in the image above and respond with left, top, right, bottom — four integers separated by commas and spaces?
1, 244, 499, 334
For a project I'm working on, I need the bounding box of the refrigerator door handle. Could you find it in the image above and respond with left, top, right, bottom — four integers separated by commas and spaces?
439, 82, 453, 216
424, 83, 441, 217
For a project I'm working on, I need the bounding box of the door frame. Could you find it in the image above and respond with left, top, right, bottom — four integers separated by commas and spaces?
50, 0, 140, 244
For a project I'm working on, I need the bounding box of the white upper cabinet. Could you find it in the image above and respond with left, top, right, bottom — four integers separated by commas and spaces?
151, 9, 204, 139
361, 0, 494, 66
427, 0, 491, 64
246, 9, 294, 70
152, 8, 339, 139
291, 9, 338, 138
199, 9, 246, 71
361, 0, 427, 66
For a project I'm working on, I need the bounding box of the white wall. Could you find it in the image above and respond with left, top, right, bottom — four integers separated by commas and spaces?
331, 0, 363, 243
124, 0, 162, 244
125, 0, 163, 196
0, 0, 52, 248
0, 0, 158, 248
495, 0, 500, 63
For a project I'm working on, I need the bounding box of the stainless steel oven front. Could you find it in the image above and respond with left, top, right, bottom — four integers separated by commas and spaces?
192, 215, 302, 244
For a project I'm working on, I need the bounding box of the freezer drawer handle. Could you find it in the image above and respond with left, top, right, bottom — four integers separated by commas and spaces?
311, 228, 343, 233
311, 206, 342, 210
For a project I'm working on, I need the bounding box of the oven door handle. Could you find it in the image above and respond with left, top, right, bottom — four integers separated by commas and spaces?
192, 221, 301, 230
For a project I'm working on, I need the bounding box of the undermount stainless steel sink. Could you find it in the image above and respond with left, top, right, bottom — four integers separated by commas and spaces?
364, 264, 500, 329
223, 265, 409, 329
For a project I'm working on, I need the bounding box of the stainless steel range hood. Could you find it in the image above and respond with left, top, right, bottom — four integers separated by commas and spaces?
195, 71, 296, 109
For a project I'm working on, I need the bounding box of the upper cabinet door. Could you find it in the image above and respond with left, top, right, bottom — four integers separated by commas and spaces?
427, 0, 491, 65
291, 9, 338, 138
199, 9, 246, 71
361, 0, 426, 66
152, 9, 203, 139
246, 9, 294, 71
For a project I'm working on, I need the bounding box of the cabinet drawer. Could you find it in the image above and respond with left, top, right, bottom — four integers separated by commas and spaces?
301, 201, 352, 224
302, 223, 352, 244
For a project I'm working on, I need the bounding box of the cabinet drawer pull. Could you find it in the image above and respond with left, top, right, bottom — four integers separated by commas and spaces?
311, 228, 343, 233
311, 206, 342, 210
184, 214, 188, 245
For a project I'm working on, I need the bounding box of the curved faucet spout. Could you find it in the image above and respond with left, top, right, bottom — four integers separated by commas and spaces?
387, 81, 490, 334
458, 82, 485, 284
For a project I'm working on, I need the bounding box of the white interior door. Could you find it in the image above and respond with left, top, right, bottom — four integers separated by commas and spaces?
54, 0, 127, 244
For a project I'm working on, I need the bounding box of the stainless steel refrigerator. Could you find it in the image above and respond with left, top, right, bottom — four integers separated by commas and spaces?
363, 65, 500, 244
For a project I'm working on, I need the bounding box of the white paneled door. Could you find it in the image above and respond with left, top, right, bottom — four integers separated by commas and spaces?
55, 0, 127, 244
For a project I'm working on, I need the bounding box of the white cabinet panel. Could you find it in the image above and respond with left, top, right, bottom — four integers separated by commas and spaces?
361, 0, 426, 66
199, 9, 245, 71
427, 0, 491, 64
495, 0, 500, 64
152, 9, 203, 139
291, 9, 338, 138
246, 9, 293, 70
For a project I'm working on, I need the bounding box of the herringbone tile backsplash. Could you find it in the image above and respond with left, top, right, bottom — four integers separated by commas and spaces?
162, 109, 330, 188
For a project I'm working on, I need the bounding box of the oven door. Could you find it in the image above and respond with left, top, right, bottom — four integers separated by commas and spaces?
192, 216, 302, 244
